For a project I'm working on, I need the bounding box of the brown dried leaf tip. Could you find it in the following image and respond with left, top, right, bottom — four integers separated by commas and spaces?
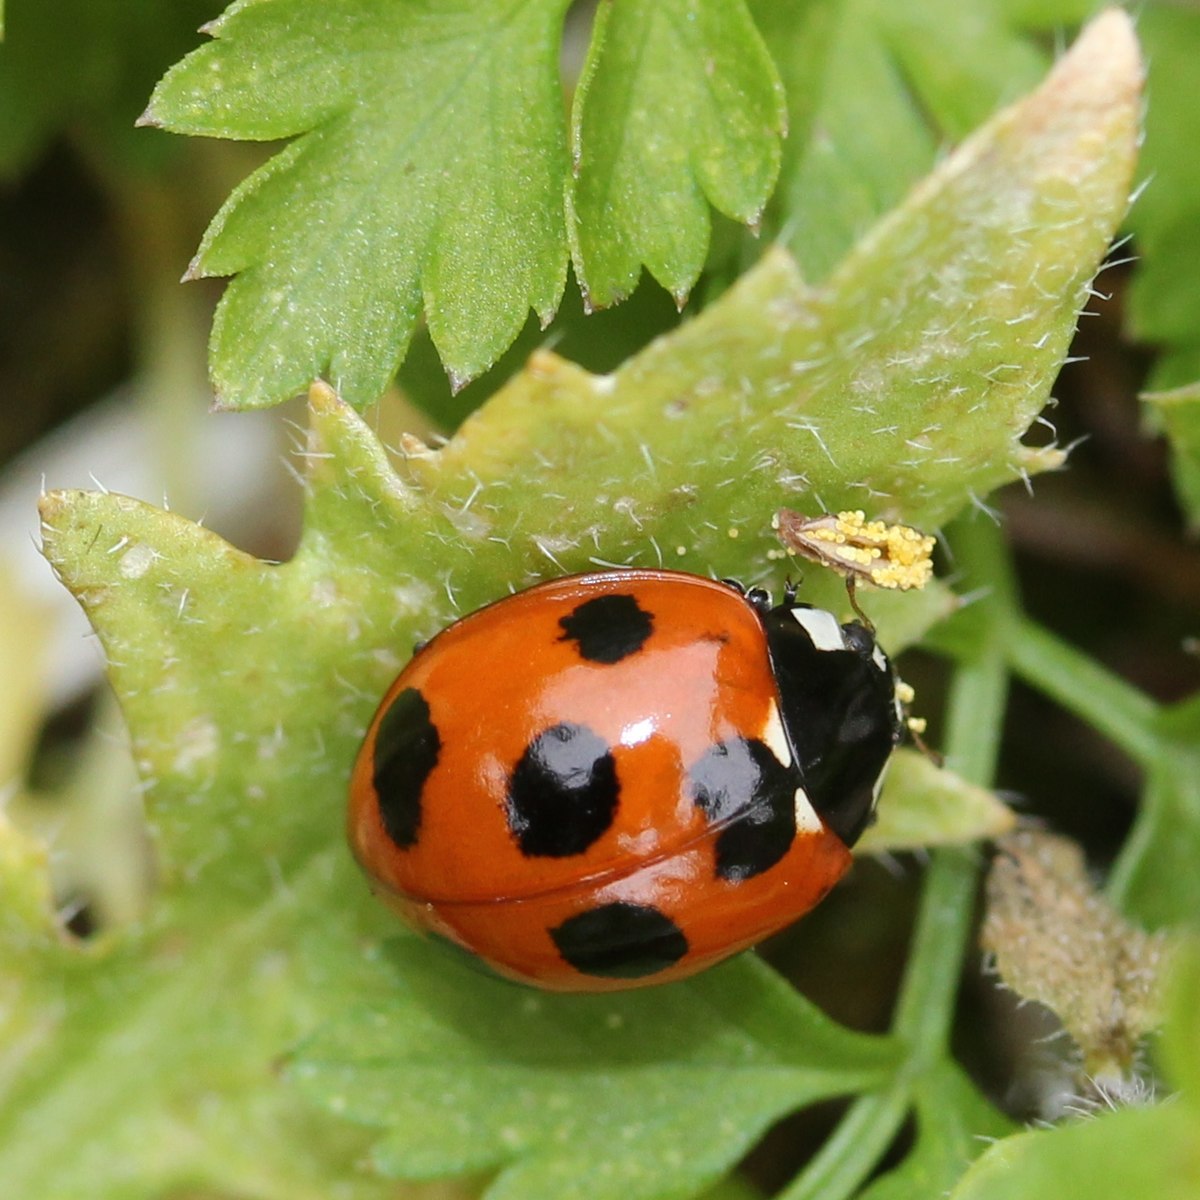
773, 509, 935, 591
982, 829, 1173, 1087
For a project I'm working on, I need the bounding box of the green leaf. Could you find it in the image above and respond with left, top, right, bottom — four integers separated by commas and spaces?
857, 750, 1015, 856
387, 3, 1137, 591
701, 1178, 763, 1200
873, 1, 1047, 142
1127, 6, 1200, 389
1142, 383, 1200, 532
1159, 940, 1200, 1094
0, 839, 405, 1198
0, 566, 50, 785
752, 0, 1048, 281
145, 0, 572, 405
567, 0, 785, 309
948, 1104, 1200, 1200
994, 0, 1099, 27
398, 274, 687, 431
292, 946, 897, 1198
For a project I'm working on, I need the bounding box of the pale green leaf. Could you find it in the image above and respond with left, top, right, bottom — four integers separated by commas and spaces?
0, 809, 60, 961
857, 750, 1016, 856
948, 1105, 1200, 1200
0, 566, 50, 785
0, 847, 403, 1199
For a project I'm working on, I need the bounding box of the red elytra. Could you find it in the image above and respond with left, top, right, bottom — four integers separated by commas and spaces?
348, 569, 901, 992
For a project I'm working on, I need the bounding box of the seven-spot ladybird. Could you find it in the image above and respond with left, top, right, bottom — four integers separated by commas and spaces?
348, 569, 904, 992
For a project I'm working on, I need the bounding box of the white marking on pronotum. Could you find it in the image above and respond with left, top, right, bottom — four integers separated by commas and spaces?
760, 702, 792, 769
791, 607, 845, 652
872, 644, 888, 672
793, 785, 823, 834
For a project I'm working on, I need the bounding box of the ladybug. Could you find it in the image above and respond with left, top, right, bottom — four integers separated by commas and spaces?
348, 569, 904, 992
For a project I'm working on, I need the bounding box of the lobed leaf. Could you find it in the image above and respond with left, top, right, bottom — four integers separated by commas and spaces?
0, 839, 404, 1199
146, 0, 572, 404
567, 0, 785, 309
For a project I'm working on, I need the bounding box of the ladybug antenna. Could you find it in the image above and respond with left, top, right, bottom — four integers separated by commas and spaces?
783, 576, 800, 607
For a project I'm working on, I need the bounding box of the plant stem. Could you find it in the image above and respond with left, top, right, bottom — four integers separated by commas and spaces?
775, 1085, 911, 1200
893, 515, 1011, 1059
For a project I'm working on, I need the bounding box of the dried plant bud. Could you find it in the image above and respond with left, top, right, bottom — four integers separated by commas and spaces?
982, 829, 1173, 1086
773, 509, 935, 591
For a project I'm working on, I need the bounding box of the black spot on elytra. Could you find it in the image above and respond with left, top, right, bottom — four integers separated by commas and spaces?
507, 722, 619, 857
550, 902, 689, 978
689, 736, 798, 882
372, 687, 441, 849
558, 593, 654, 664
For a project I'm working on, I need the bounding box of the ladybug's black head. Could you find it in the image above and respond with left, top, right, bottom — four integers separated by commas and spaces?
760, 601, 903, 848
